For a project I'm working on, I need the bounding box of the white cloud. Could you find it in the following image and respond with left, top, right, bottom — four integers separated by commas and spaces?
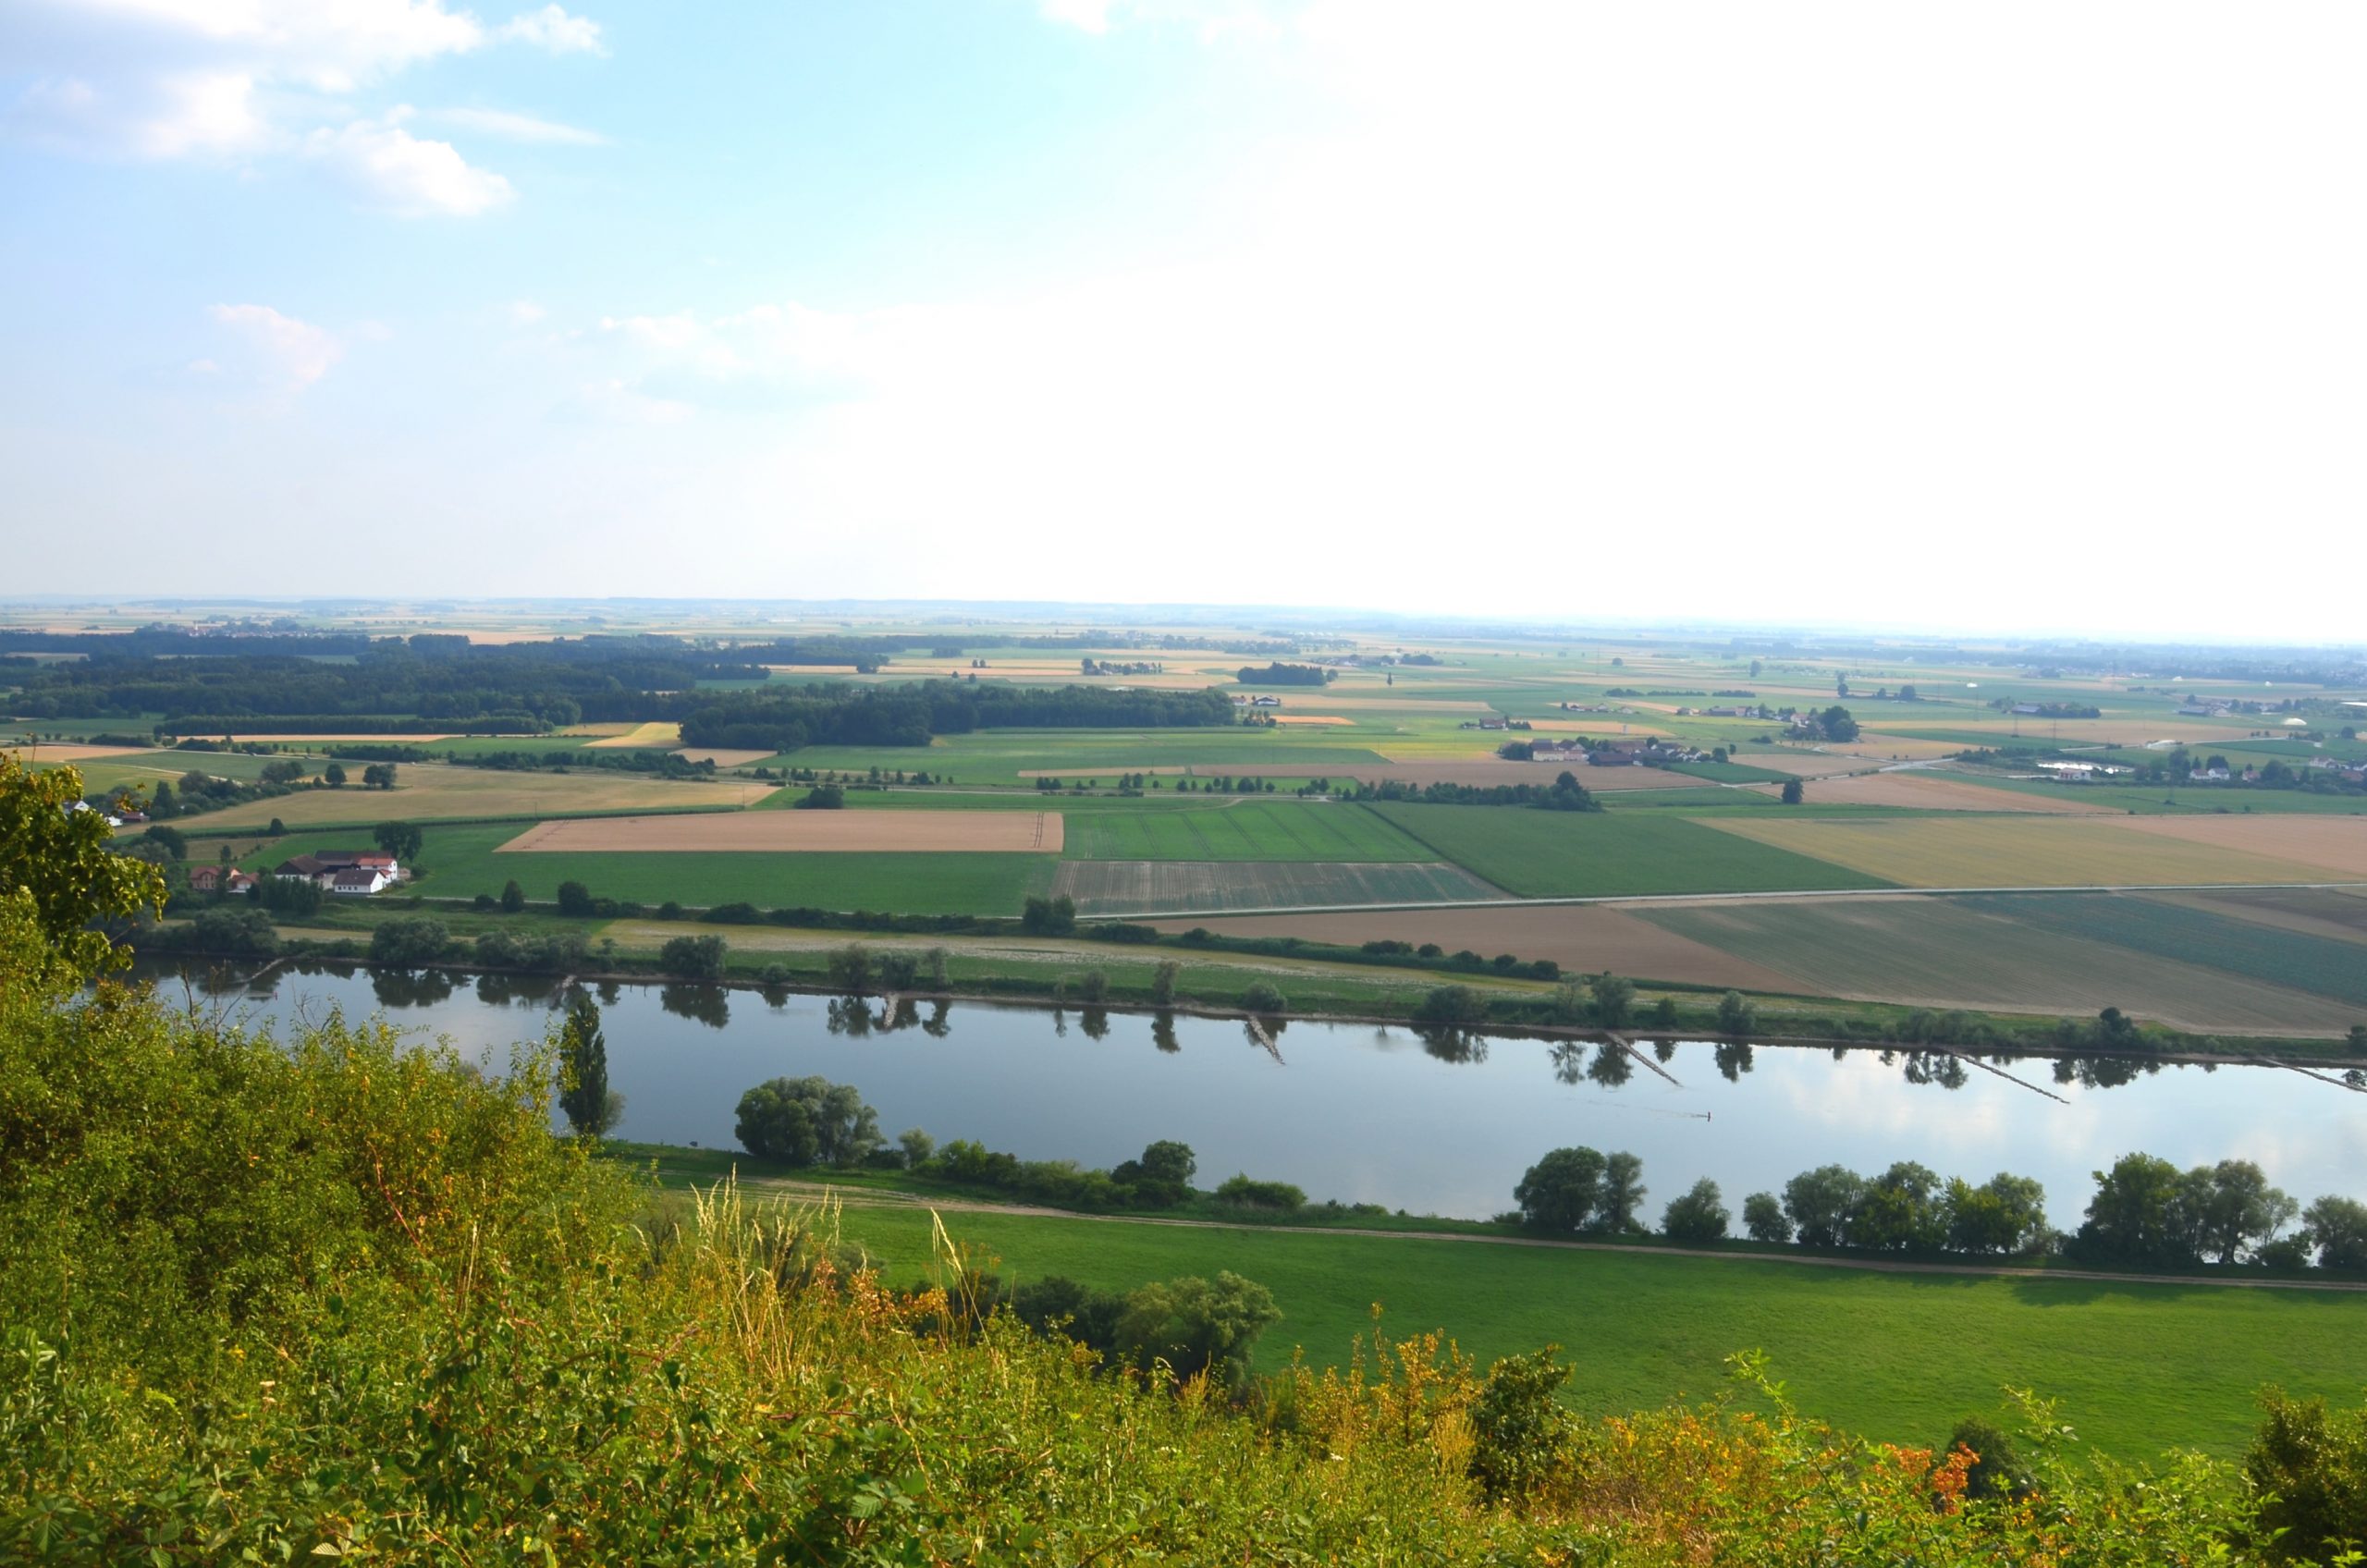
1039, 0, 1113, 32
509, 300, 548, 325
5, 0, 605, 208
209, 303, 343, 389
574, 376, 691, 424
497, 5, 606, 55
305, 114, 513, 214
425, 105, 605, 144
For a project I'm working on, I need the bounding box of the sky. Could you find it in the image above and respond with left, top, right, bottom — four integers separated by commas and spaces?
4, 1, 2363, 633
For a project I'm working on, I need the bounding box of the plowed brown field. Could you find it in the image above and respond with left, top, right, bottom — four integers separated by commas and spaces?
2112, 815, 2367, 878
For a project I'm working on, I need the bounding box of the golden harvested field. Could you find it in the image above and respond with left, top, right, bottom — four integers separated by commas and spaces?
1823, 735, 1968, 762
584, 721, 682, 749
1284, 696, 1497, 713
497, 810, 1063, 853
2111, 815, 2367, 878
672, 747, 776, 767
187, 765, 758, 828
1147, 905, 1799, 991
1700, 815, 2330, 888
1738, 772, 2111, 814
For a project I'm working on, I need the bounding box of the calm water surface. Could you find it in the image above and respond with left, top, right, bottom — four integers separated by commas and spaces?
141, 959, 2367, 1226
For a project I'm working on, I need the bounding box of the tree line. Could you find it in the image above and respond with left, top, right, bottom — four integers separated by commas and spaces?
678, 682, 1237, 753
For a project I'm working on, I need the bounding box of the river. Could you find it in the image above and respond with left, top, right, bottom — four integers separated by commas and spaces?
136, 958, 2367, 1227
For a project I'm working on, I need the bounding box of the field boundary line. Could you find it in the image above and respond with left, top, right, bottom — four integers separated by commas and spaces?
770, 1183, 2367, 1293
1096, 879, 2367, 922
1361, 802, 1517, 896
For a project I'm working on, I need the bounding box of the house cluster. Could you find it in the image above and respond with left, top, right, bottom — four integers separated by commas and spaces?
2177, 702, 2233, 718
1228, 694, 1284, 708
186, 864, 258, 896
1590, 741, 1706, 767
1526, 739, 1586, 763
1675, 704, 1756, 719
273, 850, 401, 896
2036, 760, 2133, 778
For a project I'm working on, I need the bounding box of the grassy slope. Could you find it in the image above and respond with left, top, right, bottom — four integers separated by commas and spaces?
826, 1204, 2367, 1461
1372, 805, 1894, 898
1987, 892, 2367, 1007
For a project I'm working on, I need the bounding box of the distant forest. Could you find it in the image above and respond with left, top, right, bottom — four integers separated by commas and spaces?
1, 630, 1240, 751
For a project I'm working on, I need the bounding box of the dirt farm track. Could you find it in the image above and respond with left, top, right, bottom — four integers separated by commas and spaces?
497, 811, 1064, 853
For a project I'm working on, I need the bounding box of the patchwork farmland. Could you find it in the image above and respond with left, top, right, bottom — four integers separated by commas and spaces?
1701, 815, 2337, 888
1051, 859, 1505, 916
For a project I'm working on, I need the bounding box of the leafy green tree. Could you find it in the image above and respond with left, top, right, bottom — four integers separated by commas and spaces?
826, 944, 875, 993
1944, 1416, 2030, 1501
1242, 980, 1286, 1014
898, 1128, 935, 1168
1599, 1152, 1648, 1232
556, 879, 595, 916
2304, 1194, 2367, 1269
1114, 1140, 1196, 1207
2246, 1389, 2367, 1562
1515, 1146, 1606, 1233
373, 821, 423, 864
1716, 989, 1758, 1034
1467, 1347, 1575, 1501
1214, 1174, 1305, 1210
1588, 972, 1635, 1028
1780, 778, 1805, 804
1783, 1165, 1866, 1248
0, 756, 166, 974
323, 762, 347, 787
926, 947, 950, 988
2191, 1159, 2298, 1265
1150, 959, 1180, 1005
190, 904, 280, 958
1944, 1173, 2049, 1256
1742, 1191, 1793, 1243
141, 824, 188, 861
1415, 984, 1489, 1025
361, 763, 398, 790
659, 934, 727, 979
1821, 705, 1859, 741
260, 759, 305, 786
1662, 1178, 1728, 1243
498, 878, 527, 913
1021, 895, 1077, 935
1846, 1161, 1945, 1252
733, 1076, 882, 1166
2077, 1152, 2200, 1266
369, 917, 451, 967
558, 992, 619, 1136
1111, 1270, 1280, 1390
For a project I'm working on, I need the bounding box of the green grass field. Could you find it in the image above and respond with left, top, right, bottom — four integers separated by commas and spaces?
1984, 893, 2367, 1007
823, 1204, 2367, 1459
1369, 805, 1894, 898
1062, 800, 1430, 862
1663, 760, 1797, 784
240, 822, 1056, 916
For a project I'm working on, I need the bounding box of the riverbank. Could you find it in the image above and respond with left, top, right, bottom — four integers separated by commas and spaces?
129, 900, 2367, 1068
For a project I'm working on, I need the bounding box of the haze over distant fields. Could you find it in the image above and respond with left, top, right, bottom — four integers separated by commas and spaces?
4, 1, 2362, 628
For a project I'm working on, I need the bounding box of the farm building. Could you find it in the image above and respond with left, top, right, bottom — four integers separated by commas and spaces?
274, 850, 400, 888
186, 865, 257, 895
330, 867, 391, 896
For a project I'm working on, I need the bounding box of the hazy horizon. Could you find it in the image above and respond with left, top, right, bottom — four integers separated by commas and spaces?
6, 2, 2362, 631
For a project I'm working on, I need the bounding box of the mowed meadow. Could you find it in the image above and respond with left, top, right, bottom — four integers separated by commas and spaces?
826, 1203, 2367, 1462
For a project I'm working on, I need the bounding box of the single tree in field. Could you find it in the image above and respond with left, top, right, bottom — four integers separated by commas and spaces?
373, 821, 423, 864
324, 762, 347, 787
1780, 778, 1804, 804
558, 992, 619, 1136
2190, 1158, 2298, 1265
498, 878, 526, 913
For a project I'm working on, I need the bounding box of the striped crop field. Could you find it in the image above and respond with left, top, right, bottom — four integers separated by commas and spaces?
1052, 860, 1506, 916
1699, 815, 2333, 888
1061, 800, 1431, 862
